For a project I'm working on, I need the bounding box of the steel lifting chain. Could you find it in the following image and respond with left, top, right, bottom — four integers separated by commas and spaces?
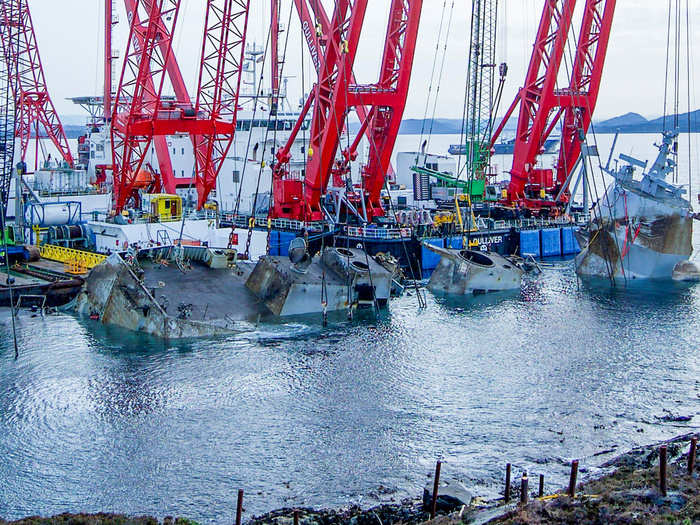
266, 218, 272, 254
244, 216, 255, 259
321, 271, 328, 327
227, 225, 236, 250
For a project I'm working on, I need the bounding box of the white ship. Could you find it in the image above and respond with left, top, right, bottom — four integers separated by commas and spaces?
575, 131, 694, 281
12, 46, 360, 258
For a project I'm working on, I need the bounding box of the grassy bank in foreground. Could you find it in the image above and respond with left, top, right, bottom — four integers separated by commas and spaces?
486, 449, 699, 524
2, 434, 698, 525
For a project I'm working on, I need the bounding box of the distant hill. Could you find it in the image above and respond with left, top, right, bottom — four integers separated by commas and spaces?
64, 125, 87, 139
595, 109, 700, 133
597, 112, 647, 128
394, 110, 700, 135
57, 110, 700, 140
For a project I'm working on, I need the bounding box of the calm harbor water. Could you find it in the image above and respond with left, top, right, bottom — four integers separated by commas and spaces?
0, 263, 699, 523
1, 133, 698, 523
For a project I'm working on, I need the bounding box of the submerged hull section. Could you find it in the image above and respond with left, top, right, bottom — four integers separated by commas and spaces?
74, 252, 265, 339
246, 247, 395, 317
427, 245, 523, 294
575, 183, 693, 281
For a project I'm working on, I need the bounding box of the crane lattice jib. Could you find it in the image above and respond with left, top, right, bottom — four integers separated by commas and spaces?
0, 0, 74, 168
111, 0, 181, 211
193, 0, 249, 209
123, 0, 230, 203
121, 0, 193, 193
272, 0, 423, 222
490, 0, 616, 206
111, 0, 250, 212
465, 0, 498, 178
0, 0, 17, 219
359, 0, 422, 216
556, 0, 616, 192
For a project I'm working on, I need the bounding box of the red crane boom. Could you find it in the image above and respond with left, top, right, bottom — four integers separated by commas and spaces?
491, 0, 616, 208
111, 0, 249, 212
289, 0, 396, 183
272, 0, 422, 222
0, 0, 75, 169
193, 0, 250, 209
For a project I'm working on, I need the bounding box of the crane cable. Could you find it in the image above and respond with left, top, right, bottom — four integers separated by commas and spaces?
237, 11, 275, 258
558, 3, 624, 285
557, 11, 613, 283
415, 0, 450, 161
322, 0, 426, 309
263, 0, 296, 255
425, 1, 456, 152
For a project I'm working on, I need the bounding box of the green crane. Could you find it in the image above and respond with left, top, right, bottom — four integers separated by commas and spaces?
463, 0, 500, 180
411, 0, 504, 199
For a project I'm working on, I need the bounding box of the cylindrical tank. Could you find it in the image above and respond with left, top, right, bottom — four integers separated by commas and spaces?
25, 202, 80, 227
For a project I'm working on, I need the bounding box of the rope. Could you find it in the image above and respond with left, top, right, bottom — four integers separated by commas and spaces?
415, 0, 448, 159
663, 0, 673, 131
685, 0, 693, 203
558, 7, 624, 286
243, 14, 276, 258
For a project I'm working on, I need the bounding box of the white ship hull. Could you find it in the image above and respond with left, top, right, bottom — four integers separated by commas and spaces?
575, 181, 693, 281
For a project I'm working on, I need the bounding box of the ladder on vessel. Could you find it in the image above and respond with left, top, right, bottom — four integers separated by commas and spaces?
157, 230, 172, 246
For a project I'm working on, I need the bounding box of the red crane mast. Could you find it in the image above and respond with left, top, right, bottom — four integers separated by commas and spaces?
290, 0, 396, 184
491, 0, 616, 209
0, 0, 74, 169
111, 0, 249, 212
272, 0, 422, 222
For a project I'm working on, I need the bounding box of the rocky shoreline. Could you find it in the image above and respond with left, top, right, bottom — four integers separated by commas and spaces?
2, 433, 698, 525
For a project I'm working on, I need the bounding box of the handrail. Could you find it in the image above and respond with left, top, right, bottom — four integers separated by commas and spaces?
38, 244, 107, 270
344, 226, 411, 240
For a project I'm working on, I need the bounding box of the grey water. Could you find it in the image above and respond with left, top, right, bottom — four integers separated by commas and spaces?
0, 133, 698, 523
1, 263, 699, 523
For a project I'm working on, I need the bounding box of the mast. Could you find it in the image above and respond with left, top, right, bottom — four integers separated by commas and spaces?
270, 0, 279, 113
464, 0, 498, 179
104, 0, 113, 121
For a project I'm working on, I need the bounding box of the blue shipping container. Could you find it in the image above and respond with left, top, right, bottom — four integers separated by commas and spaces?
268, 231, 297, 256
267, 231, 279, 256
561, 226, 581, 255
519, 230, 540, 258
540, 228, 562, 257
421, 238, 444, 271
450, 236, 465, 249
277, 232, 296, 257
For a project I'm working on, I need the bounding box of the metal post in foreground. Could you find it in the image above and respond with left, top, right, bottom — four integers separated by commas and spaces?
504, 463, 511, 503
568, 460, 579, 498
538, 474, 544, 498
520, 471, 528, 505
430, 460, 442, 519
689, 437, 697, 475
660, 446, 668, 497
236, 489, 244, 525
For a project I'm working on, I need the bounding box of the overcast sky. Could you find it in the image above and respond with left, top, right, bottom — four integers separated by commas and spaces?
30, 0, 699, 122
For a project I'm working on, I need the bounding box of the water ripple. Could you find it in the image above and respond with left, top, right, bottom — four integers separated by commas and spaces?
0, 266, 698, 523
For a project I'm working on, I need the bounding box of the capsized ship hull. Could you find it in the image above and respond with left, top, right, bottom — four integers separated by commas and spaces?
426, 244, 524, 294
576, 132, 694, 281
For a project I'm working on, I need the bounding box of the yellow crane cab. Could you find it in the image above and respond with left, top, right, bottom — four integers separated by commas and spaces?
148, 194, 182, 222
